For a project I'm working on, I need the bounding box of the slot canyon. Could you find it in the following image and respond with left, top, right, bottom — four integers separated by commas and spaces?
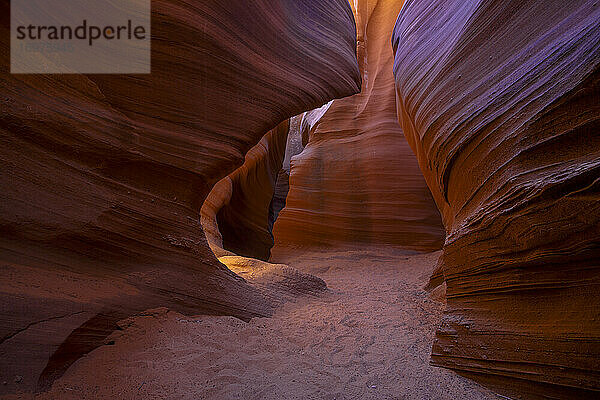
0, 0, 598, 399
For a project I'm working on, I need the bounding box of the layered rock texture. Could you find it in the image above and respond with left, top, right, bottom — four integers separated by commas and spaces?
392, 0, 600, 397
273, 0, 444, 251
200, 116, 328, 305
0, 0, 360, 393
201, 121, 290, 261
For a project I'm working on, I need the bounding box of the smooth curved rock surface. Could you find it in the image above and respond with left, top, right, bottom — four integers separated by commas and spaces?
392, 0, 600, 397
201, 121, 289, 261
0, 0, 360, 393
273, 0, 444, 252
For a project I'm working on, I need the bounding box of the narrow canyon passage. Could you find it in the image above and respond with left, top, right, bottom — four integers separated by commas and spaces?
26, 250, 498, 400
1, 0, 598, 398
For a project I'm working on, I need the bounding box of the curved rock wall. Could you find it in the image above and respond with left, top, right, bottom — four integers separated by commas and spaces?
201, 121, 289, 261
0, 0, 360, 393
273, 0, 444, 252
392, 0, 600, 396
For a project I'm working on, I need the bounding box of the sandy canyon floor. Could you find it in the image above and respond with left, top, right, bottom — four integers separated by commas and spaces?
8, 249, 501, 400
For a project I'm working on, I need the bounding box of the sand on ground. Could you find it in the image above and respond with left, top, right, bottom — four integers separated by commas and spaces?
9, 248, 501, 400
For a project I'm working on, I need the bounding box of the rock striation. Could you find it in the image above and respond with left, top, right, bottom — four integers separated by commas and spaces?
392, 0, 600, 397
273, 0, 444, 252
201, 121, 289, 261
0, 0, 360, 393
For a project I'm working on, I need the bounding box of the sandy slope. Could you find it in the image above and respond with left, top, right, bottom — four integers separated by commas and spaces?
9, 249, 500, 399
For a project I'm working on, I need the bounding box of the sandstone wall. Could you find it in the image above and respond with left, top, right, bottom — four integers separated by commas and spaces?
0, 0, 360, 393
201, 121, 289, 261
273, 0, 444, 252
392, 0, 600, 396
